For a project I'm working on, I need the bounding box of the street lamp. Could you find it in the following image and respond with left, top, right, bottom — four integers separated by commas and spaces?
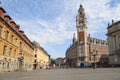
92, 49, 98, 69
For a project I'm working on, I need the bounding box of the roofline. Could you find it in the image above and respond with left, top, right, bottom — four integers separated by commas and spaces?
107, 20, 120, 29
0, 16, 34, 50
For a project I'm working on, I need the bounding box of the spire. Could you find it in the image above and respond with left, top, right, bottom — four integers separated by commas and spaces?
108, 23, 110, 26
0, 1, 2, 7
80, 4, 83, 8
76, 4, 87, 28
112, 19, 114, 24
78, 4, 85, 16
73, 33, 76, 44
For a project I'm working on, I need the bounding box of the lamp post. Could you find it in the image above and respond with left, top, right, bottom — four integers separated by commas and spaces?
92, 49, 98, 69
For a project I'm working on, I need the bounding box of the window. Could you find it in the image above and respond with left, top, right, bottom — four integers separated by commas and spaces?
35, 49, 37, 53
9, 48, 12, 56
0, 26, 2, 36
3, 45, 7, 55
20, 42, 22, 48
15, 38, 17, 45
113, 35, 117, 50
5, 31, 9, 40
80, 12, 82, 14
14, 50, 16, 57
34, 60, 37, 63
10, 35, 14, 42
118, 36, 120, 48
35, 54, 37, 58
19, 42, 23, 51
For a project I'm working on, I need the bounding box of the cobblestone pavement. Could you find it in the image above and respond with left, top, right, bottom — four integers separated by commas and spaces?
0, 68, 120, 80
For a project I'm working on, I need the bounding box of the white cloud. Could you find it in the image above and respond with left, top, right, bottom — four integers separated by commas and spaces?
16, 0, 120, 45
13, 0, 120, 58
16, 17, 74, 46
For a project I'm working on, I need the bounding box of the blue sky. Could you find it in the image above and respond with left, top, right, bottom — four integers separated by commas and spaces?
1, 0, 120, 58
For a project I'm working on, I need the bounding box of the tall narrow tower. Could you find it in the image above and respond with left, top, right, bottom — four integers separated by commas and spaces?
72, 33, 76, 44
76, 5, 88, 65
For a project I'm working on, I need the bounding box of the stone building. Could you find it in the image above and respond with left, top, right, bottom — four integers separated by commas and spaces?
66, 5, 109, 67
32, 41, 50, 69
0, 3, 34, 71
55, 57, 67, 68
107, 20, 120, 67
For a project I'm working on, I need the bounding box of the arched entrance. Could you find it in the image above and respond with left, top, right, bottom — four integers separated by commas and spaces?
80, 63, 84, 68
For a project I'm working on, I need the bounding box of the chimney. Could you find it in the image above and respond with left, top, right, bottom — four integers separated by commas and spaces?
10, 20, 16, 28
15, 24, 20, 31
4, 13, 11, 24
19, 30, 24, 34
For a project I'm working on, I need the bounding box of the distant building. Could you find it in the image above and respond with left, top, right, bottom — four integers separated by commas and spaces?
55, 57, 67, 68
0, 3, 34, 71
32, 41, 50, 69
55, 57, 62, 68
107, 20, 120, 67
66, 5, 109, 67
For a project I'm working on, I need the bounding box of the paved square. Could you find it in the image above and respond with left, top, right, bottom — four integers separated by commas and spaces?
0, 68, 120, 80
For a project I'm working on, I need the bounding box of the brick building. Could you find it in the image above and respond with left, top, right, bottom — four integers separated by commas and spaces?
66, 5, 109, 67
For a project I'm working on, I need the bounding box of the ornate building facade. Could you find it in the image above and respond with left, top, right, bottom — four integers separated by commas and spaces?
0, 4, 34, 71
66, 5, 109, 67
107, 20, 120, 67
32, 41, 50, 69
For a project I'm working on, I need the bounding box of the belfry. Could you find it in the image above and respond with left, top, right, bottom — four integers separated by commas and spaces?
66, 4, 109, 67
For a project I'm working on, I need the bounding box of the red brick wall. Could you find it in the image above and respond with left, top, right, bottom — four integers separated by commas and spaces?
78, 32, 84, 41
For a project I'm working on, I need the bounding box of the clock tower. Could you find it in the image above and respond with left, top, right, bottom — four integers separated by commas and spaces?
76, 4, 87, 42
76, 5, 88, 65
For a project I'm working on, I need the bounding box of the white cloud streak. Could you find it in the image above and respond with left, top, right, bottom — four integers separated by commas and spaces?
12, 0, 120, 58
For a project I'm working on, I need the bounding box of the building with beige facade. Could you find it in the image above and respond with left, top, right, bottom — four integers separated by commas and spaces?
66, 5, 109, 67
55, 57, 67, 68
0, 4, 34, 71
32, 41, 50, 69
107, 20, 120, 67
